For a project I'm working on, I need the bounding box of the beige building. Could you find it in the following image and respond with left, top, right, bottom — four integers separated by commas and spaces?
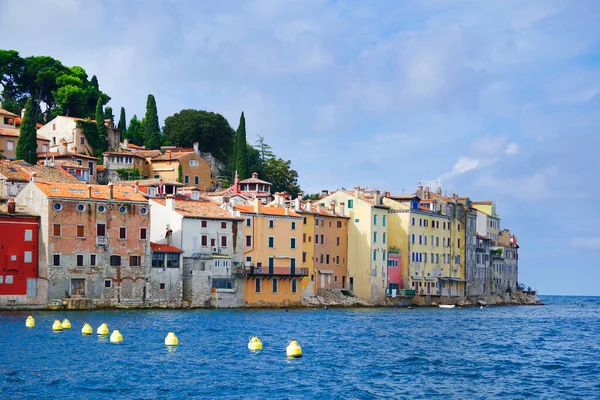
150, 143, 212, 191
0, 106, 50, 160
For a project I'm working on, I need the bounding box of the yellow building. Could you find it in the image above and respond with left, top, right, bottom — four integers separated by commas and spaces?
150, 146, 212, 191
235, 200, 306, 306
320, 188, 388, 304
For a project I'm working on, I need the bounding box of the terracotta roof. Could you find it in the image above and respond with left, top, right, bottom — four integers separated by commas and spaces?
472, 200, 493, 205
476, 234, 491, 240
337, 190, 389, 208
103, 150, 147, 158
0, 202, 38, 217
120, 142, 145, 150
153, 198, 242, 220
0, 161, 81, 184
0, 109, 19, 118
150, 242, 184, 253
34, 181, 148, 202
0, 126, 48, 141
119, 178, 184, 187
235, 204, 300, 217
13, 117, 44, 129
132, 150, 162, 158
37, 152, 99, 161
97, 165, 105, 172
151, 151, 194, 161
388, 195, 420, 201
53, 160, 90, 170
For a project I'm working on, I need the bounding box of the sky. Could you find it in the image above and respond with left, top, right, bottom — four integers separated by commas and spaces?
2, 0, 599, 295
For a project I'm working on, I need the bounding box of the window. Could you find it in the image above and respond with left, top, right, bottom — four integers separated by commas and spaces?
326, 254, 330, 264
436, 237, 439, 247
201, 235, 208, 246
159, 283, 166, 290
411, 234, 415, 244
53, 254, 61, 266
189, 159, 199, 166
373, 215, 377, 225
97, 205, 106, 213
291, 221, 296, 230
90, 254, 96, 266
374, 233, 377, 243
348, 200, 353, 209
268, 237, 274, 248
246, 235, 252, 247
130, 255, 140, 267
184, 175, 189, 184
315, 235, 319, 244
221, 236, 227, 247
118, 206, 127, 214
382, 251, 386, 261
211, 239, 216, 247
255, 278, 261, 293
458, 223, 461, 231
424, 236, 427, 245
373, 251, 376, 261
5, 275, 13, 284
246, 218, 251, 227
336, 255, 340, 264
272, 279, 278, 293
24, 229, 33, 241
269, 220, 274, 228
291, 278, 297, 293
7, 140, 14, 151
166, 253, 179, 268
140, 228, 147, 240
315, 218, 319, 226
420, 219, 422, 227
303, 233, 306, 243
76, 225, 85, 238
119, 227, 127, 240
291, 258, 296, 268
105, 280, 112, 288
221, 222, 227, 229
321, 234, 324, 243
436, 254, 439, 264
291, 238, 296, 249
302, 252, 307, 263
201, 220, 207, 228
53, 224, 61, 237
152, 253, 165, 268
77, 254, 84, 267
53, 202, 62, 211
80, 136, 85, 145
419, 235, 422, 245
383, 216, 386, 227
269, 257, 274, 269
336, 236, 340, 246
383, 233, 386, 244
194, 176, 199, 185
24, 251, 33, 263
139, 207, 148, 215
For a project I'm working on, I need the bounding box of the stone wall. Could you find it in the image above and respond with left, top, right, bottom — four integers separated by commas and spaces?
182, 257, 212, 307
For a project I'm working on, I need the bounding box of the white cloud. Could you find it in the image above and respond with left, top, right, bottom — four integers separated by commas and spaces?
505, 142, 520, 154
570, 237, 600, 249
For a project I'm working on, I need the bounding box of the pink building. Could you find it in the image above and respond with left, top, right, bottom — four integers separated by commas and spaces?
233, 172, 273, 203
387, 253, 402, 296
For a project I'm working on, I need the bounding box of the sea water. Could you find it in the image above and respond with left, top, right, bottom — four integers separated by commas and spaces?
1, 296, 599, 399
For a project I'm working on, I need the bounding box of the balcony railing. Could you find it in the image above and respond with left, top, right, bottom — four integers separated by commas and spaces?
237, 265, 308, 277
96, 236, 107, 246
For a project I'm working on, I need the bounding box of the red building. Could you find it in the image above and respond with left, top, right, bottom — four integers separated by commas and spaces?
387, 253, 402, 297
0, 198, 40, 306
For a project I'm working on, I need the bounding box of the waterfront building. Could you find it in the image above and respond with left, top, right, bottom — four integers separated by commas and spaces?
16, 180, 150, 308
319, 187, 388, 303
149, 195, 244, 308
149, 143, 212, 191
465, 208, 480, 297
0, 198, 41, 307
386, 252, 402, 296
235, 200, 306, 306
473, 201, 501, 244
149, 242, 184, 307
473, 234, 491, 297
489, 229, 519, 295
37, 116, 120, 155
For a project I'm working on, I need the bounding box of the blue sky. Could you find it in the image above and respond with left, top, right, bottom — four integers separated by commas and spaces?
2, 0, 600, 295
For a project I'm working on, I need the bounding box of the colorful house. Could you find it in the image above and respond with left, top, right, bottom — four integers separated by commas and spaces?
234, 172, 273, 203
386, 252, 402, 297
235, 200, 306, 306
149, 143, 212, 191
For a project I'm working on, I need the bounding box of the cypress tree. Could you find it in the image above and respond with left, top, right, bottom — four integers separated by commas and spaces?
118, 107, 127, 138
143, 94, 161, 150
235, 112, 248, 179
95, 98, 107, 155
15, 98, 38, 164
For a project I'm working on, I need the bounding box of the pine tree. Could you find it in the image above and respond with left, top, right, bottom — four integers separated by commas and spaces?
15, 98, 38, 164
235, 112, 248, 179
95, 98, 107, 155
143, 94, 161, 149
118, 107, 127, 138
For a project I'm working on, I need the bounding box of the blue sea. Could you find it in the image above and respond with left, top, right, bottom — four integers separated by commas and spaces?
1, 296, 599, 399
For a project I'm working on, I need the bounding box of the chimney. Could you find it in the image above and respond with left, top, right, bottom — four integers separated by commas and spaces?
373, 190, 381, 205
354, 186, 360, 199
294, 197, 301, 211
417, 185, 424, 198
7, 197, 16, 214
384, 191, 390, 198
134, 181, 139, 193
193, 142, 200, 156
285, 207, 289, 216
166, 150, 172, 159
108, 182, 114, 200
251, 172, 258, 179
274, 193, 280, 205
339, 201, 345, 216
30, 172, 37, 183
317, 204, 321, 214
59, 139, 68, 156
21, 108, 25, 119
124, 138, 129, 149
253, 197, 261, 213
425, 186, 430, 199
87, 184, 92, 199
437, 186, 442, 195
70, 146, 77, 154
321, 189, 329, 198
166, 194, 175, 211
233, 173, 240, 194
305, 201, 312, 212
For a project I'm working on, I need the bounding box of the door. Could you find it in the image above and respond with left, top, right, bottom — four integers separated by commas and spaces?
320, 274, 325, 288
27, 278, 37, 298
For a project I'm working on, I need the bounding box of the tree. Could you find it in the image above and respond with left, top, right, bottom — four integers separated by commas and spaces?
104, 106, 113, 121
15, 98, 38, 164
247, 144, 265, 179
235, 112, 248, 179
162, 108, 235, 163
118, 107, 127, 138
264, 157, 301, 198
254, 134, 274, 161
127, 115, 144, 146
142, 94, 161, 149
95, 98, 108, 155
0, 50, 25, 110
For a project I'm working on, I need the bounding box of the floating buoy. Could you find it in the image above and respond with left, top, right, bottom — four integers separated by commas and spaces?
52, 320, 63, 331
110, 330, 123, 343
480, 305, 484, 309
61, 319, 71, 329
286, 339, 302, 358
248, 336, 263, 351
164, 332, 179, 346
97, 323, 109, 336
82, 323, 93, 335
26, 316, 35, 328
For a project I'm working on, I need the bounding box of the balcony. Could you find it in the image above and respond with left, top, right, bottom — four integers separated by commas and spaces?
237, 265, 308, 278
96, 236, 107, 246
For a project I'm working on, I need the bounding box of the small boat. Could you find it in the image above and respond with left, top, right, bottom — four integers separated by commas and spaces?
438, 304, 455, 309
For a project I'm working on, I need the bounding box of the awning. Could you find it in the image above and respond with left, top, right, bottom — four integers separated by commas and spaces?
273, 255, 292, 259
319, 270, 333, 275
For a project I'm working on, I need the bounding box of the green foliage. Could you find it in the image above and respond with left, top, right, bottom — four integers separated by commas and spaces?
127, 115, 144, 146
95, 98, 108, 155
254, 134, 274, 161
388, 246, 401, 254
76, 120, 99, 156
247, 144, 265, 179
302, 193, 320, 200
264, 157, 301, 198
118, 107, 127, 137
116, 168, 143, 180
235, 112, 249, 179
490, 248, 503, 257
0, 50, 24, 108
104, 106, 113, 121
177, 164, 183, 183
142, 94, 161, 149
15, 98, 38, 164
162, 108, 235, 164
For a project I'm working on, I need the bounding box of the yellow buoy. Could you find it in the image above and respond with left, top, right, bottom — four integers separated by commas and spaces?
26, 316, 35, 328
286, 339, 302, 358
61, 318, 71, 329
52, 320, 63, 331
82, 323, 93, 335
97, 323, 109, 336
110, 329, 123, 343
248, 336, 263, 351
164, 332, 179, 346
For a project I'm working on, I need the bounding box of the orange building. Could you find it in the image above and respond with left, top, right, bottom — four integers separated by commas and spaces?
235, 199, 306, 306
